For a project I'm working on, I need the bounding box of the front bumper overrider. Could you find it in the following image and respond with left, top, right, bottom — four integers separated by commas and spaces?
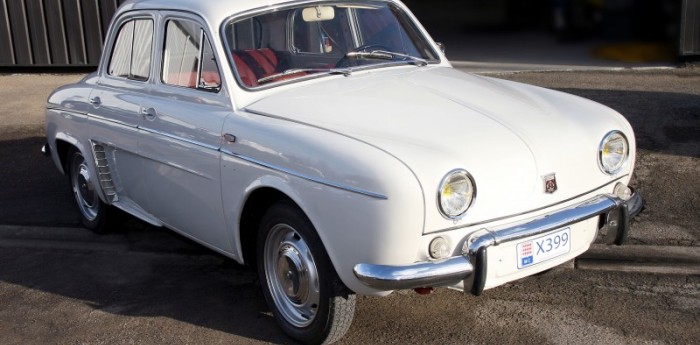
353, 191, 643, 296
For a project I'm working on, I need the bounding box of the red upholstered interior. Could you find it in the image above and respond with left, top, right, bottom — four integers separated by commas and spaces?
166, 72, 197, 88
165, 70, 221, 89
232, 48, 280, 87
201, 71, 221, 86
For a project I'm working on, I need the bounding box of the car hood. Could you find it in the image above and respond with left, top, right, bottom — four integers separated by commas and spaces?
246, 66, 634, 232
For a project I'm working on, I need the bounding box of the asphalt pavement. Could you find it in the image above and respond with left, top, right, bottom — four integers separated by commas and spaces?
0, 66, 699, 344
3, 69, 698, 261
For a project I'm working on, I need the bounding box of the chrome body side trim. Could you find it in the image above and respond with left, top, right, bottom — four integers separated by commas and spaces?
353, 192, 641, 294
46, 105, 88, 116
139, 126, 221, 152
89, 112, 137, 129
220, 148, 388, 200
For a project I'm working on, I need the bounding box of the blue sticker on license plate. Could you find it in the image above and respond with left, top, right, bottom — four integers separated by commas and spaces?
516, 227, 571, 269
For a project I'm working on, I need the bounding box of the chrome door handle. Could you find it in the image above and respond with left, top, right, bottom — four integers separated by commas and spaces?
89, 96, 101, 106
141, 107, 157, 120
223, 133, 237, 143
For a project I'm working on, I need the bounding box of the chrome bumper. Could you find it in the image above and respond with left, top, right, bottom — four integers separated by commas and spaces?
353, 191, 642, 296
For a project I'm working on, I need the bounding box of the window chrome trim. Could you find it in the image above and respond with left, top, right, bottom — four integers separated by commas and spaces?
220, 148, 388, 200
220, 0, 441, 92
160, 15, 224, 94
102, 14, 156, 82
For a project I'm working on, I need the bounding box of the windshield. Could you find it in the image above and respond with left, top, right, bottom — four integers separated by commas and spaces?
223, 1, 439, 89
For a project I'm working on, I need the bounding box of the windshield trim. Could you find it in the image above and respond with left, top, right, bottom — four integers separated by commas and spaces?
220, 0, 441, 91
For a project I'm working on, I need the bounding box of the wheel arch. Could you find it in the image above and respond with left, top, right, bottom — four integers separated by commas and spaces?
55, 139, 75, 174
238, 186, 294, 268
51, 133, 87, 175
237, 183, 350, 292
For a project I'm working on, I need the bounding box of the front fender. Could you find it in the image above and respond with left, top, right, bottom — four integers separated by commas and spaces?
220, 111, 426, 295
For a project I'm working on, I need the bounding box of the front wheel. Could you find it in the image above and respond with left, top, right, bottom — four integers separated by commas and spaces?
257, 201, 355, 345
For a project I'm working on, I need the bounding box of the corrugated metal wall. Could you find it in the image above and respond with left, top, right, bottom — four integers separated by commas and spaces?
681, 0, 700, 56
0, 0, 126, 67
0, 0, 697, 67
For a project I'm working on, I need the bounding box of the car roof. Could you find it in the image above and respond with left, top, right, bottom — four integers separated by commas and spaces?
117, 0, 400, 31
118, 0, 283, 27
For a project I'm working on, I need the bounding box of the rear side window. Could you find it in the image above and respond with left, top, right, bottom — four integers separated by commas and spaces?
108, 19, 154, 81
162, 19, 221, 92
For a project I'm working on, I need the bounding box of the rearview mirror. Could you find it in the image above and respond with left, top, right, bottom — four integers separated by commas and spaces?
302, 6, 335, 22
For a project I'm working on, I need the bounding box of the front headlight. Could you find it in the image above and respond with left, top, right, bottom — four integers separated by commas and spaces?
599, 131, 629, 174
438, 169, 476, 219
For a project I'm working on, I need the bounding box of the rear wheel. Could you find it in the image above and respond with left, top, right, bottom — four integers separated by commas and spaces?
257, 201, 355, 345
68, 148, 114, 233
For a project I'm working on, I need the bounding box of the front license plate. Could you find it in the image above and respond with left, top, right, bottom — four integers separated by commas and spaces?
516, 228, 571, 269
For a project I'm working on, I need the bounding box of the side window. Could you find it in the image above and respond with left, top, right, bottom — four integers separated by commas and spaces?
108, 19, 153, 81
162, 19, 222, 91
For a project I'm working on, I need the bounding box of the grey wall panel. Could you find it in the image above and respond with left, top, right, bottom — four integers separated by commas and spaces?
26, 0, 51, 65
101, 0, 119, 39
681, 0, 699, 56
44, 0, 70, 65
82, 0, 103, 65
0, 0, 125, 67
0, 0, 15, 64
62, 0, 87, 65
7, 0, 32, 64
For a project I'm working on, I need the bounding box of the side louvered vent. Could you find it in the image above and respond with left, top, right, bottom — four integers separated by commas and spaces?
91, 143, 119, 203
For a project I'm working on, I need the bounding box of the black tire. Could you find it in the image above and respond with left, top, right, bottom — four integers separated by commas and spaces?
257, 200, 355, 345
67, 148, 119, 233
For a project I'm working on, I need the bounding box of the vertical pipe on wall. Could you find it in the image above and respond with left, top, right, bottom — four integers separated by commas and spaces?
0, 0, 15, 64
63, 0, 87, 65
7, 0, 32, 64
82, 0, 103, 64
26, 0, 51, 65
44, 0, 70, 65
681, 0, 700, 55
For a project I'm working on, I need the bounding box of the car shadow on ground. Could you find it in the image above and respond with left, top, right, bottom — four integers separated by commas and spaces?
0, 222, 297, 344
0, 135, 80, 227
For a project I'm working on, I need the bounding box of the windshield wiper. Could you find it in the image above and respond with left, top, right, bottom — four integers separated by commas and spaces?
258, 68, 352, 84
376, 50, 428, 66
345, 51, 394, 61
345, 50, 428, 66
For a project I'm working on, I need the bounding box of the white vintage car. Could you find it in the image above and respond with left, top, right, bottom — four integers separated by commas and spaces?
44, 0, 642, 343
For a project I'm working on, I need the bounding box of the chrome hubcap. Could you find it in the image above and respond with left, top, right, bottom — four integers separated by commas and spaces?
265, 224, 320, 328
71, 153, 99, 221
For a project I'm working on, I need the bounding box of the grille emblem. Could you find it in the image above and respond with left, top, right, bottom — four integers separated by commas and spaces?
544, 174, 558, 194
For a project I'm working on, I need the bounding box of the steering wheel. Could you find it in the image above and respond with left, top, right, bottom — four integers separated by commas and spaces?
335, 44, 392, 68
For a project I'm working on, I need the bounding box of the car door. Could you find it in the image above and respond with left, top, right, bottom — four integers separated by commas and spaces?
87, 14, 155, 217
137, 13, 233, 252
